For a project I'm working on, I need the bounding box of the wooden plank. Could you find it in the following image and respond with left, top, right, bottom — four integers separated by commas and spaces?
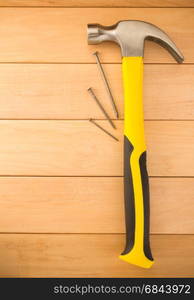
0, 177, 193, 234
0, 64, 193, 120
0, 120, 193, 176
1, 1, 194, 8
0, 234, 193, 277
0, 8, 192, 63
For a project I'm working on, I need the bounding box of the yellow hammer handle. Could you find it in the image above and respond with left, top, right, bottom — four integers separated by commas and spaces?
119, 57, 154, 268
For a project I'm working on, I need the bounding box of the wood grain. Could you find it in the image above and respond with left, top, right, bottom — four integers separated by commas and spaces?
0, 64, 193, 120
0, 120, 193, 176
0, 121, 194, 176
0, 8, 192, 63
0, 177, 193, 234
0, 234, 193, 277
1, 1, 194, 7
0, 3, 193, 279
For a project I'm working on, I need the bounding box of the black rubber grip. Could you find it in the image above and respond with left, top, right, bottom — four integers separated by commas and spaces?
121, 135, 153, 261
139, 151, 153, 261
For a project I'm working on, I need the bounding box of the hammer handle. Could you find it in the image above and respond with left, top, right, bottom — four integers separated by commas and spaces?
119, 57, 154, 268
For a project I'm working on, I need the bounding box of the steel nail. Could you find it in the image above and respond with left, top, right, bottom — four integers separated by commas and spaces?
93, 51, 119, 119
89, 119, 119, 141
87, 87, 116, 129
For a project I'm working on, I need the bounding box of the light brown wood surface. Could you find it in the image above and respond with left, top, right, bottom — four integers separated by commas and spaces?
0, 2, 193, 278
0, 64, 193, 120
1, 0, 194, 7
0, 177, 193, 234
0, 120, 193, 176
0, 234, 193, 277
0, 8, 193, 63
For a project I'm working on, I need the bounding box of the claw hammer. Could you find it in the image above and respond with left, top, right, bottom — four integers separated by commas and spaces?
87, 20, 184, 268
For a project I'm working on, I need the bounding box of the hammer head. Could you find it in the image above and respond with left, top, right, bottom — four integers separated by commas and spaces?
87, 20, 184, 63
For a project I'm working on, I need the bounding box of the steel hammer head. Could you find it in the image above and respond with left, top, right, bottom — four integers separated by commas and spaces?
87, 20, 184, 63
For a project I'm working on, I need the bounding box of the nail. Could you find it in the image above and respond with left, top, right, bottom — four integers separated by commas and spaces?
87, 87, 116, 129
89, 119, 119, 142
93, 51, 119, 119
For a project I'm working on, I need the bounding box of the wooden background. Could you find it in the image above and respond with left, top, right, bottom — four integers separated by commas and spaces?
0, 0, 193, 277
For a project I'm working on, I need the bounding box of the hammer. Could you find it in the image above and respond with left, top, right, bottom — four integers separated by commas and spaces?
87, 20, 184, 268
